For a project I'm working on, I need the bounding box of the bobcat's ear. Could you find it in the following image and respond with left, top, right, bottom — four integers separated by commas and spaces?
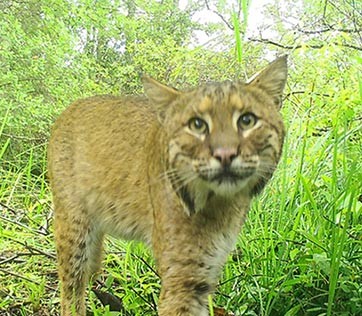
247, 55, 288, 108
142, 76, 180, 108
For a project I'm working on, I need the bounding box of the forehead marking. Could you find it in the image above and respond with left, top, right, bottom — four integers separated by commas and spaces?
198, 96, 212, 113
229, 93, 244, 110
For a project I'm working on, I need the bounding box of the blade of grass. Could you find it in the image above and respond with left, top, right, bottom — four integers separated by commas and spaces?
0, 138, 10, 161
208, 294, 214, 316
0, 104, 11, 162
232, 11, 242, 63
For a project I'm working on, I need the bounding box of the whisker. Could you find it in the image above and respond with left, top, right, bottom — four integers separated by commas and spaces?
174, 176, 197, 191
171, 173, 199, 193
149, 168, 183, 185
171, 174, 195, 189
149, 167, 199, 191
257, 165, 275, 173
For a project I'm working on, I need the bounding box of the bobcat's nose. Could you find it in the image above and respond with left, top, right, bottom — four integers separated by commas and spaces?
213, 147, 238, 167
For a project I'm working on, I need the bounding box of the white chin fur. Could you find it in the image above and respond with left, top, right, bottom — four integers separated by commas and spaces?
206, 178, 250, 196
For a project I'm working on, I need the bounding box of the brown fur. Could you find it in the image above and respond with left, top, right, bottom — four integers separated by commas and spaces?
48, 56, 288, 315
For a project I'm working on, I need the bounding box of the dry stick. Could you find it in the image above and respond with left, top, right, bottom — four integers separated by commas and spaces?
0, 268, 57, 291
10, 238, 56, 260
0, 201, 17, 214
0, 254, 20, 265
0, 214, 38, 234
0, 252, 53, 265
0, 202, 51, 236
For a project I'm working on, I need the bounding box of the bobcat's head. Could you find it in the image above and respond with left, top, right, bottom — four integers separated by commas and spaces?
143, 56, 287, 214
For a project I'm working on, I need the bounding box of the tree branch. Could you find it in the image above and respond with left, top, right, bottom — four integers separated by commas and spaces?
204, 0, 234, 31
247, 37, 362, 51
284, 91, 332, 100
297, 26, 362, 35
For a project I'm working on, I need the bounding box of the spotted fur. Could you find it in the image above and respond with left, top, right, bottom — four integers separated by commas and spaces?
48, 56, 288, 315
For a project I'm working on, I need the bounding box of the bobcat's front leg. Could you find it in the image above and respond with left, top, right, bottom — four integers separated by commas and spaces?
157, 264, 214, 316
153, 204, 243, 316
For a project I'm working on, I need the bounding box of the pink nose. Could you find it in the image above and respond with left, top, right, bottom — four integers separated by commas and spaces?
213, 147, 238, 166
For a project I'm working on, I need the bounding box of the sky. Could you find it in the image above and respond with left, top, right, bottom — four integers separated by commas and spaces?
178, 0, 274, 46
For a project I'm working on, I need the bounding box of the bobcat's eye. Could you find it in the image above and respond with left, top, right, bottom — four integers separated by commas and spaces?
237, 113, 257, 130
188, 117, 208, 134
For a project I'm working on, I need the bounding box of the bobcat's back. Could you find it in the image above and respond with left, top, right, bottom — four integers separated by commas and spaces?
48, 95, 157, 243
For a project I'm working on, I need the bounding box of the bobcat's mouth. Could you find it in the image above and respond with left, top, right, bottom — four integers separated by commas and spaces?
204, 167, 255, 185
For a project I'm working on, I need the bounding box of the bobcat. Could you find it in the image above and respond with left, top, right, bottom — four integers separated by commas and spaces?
48, 56, 288, 316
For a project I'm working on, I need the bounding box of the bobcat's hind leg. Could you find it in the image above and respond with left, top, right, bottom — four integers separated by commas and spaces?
54, 201, 104, 316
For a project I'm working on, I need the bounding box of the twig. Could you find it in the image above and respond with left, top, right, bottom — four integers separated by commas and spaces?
0, 268, 57, 291
0, 251, 55, 265
283, 91, 332, 100
204, 0, 235, 31
0, 202, 51, 236
10, 238, 56, 260
0, 254, 21, 265
247, 37, 362, 51
131, 253, 159, 277
0, 213, 38, 234
0, 201, 17, 215
297, 26, 362, 34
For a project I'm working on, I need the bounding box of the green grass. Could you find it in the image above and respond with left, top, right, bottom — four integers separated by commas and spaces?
1, 40, 361, 315
1, 0, 360, 313
0, 92, 361, 316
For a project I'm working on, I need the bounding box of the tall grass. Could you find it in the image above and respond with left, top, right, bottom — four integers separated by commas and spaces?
231, 0, 249, 64
1, 22, 361, 315
1, 82, 360, 315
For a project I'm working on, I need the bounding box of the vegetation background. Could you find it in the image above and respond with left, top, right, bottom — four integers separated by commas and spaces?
0, 0, 361, 315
